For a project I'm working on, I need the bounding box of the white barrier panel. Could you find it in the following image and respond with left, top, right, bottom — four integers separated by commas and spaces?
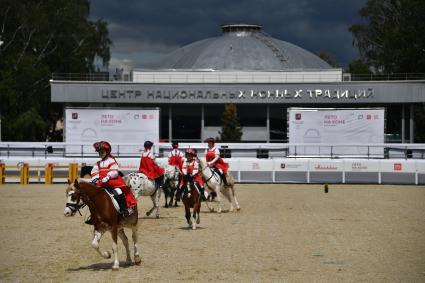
415, 161, 425, 173
2, 157, 425, 184
238, 159, 274, 171
379, 160, 416, 173
273, 159, 309, 172
343, 159, 380, 172
309, 160, 344, 172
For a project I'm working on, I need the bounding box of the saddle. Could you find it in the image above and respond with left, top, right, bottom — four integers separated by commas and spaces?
102, 187, 121, 213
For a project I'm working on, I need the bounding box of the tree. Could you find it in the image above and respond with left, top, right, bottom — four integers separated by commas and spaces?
0, 0, 112, 141
349, 0, 425, 73
347, 59, 372, 74
318, 51, 338, 68
218, 104, 242, 142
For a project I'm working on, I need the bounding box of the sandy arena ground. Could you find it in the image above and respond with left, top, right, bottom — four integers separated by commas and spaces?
0, 183, 424, 282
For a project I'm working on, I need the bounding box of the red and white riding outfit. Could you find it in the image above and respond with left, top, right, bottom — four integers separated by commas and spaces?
168, 148, 184, 170
91, 156, 137, 208
181, 158, 204, 187
139, 149, 165, 179
205, 146, 229, 174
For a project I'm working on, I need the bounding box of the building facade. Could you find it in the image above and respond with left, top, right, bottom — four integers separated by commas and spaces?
51, 24, 425, 143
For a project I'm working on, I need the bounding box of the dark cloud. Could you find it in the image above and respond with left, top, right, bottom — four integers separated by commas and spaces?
90, 0, 368, 69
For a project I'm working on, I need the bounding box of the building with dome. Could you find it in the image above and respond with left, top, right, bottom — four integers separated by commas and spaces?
51, 24, 424, 143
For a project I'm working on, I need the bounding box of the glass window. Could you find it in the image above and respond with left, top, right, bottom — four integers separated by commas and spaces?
172, 104, 201, 141
237, 105, 266, 127
270, 105, 287, 142
160, 105, 169, 142
204, 104, 224, 126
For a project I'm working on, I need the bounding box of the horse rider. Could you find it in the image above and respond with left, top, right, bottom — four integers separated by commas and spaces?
204, 137, 229, 186
180, 148, 207, 201
87, 141, 137, 224
139, 140, 165, 191
168, 141, 184, 170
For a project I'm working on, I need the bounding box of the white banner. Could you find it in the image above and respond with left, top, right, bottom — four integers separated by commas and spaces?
288, 108, 384, 156
65, 108, 159, 146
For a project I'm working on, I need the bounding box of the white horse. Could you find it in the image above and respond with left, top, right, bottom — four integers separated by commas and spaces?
124, 165, 178, 218
198, 158, 240, 213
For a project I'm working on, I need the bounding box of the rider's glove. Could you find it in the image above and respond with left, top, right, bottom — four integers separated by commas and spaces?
101, 176, 110, 183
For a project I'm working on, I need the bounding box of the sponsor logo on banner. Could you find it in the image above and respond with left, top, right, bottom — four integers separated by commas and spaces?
352, 162, 368, 170
394, 163, 402, 171
252, 163, 260, 170
314, 164, 338, 170
72, 113, 78, 119
281, 163, 303, 169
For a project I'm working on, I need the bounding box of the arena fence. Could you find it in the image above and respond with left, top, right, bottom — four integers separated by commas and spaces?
0, 163, 78, 185
0, 158, 424, 185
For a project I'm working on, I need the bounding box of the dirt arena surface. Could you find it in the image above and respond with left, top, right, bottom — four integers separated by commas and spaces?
0, 184, 424, 282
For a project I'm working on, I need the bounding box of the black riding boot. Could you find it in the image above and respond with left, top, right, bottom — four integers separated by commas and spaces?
155, 175, 165, 190
197, 184, 207, 201
219, 171, 228, 186
115, 194, 132, 217
175, 187, 183, 201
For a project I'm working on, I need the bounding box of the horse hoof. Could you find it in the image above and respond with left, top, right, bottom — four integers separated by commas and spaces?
237, 207, 241, 211
103, 251, 111, 258
156, 215, 160, 219
146, 212, 150, 216
134, 255, 141, 265
112, 265, 119, 271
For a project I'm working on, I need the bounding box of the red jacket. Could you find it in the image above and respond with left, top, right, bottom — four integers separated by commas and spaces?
91, 156, 137, 208
205, 147, 229, 173
139, 150, 164, 179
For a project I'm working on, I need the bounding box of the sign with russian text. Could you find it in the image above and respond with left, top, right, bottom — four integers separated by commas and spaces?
288, 108, 385, 156
65, 108, 159, 146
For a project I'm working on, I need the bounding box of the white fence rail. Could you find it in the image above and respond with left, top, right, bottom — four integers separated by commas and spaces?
1, 157, 424, 185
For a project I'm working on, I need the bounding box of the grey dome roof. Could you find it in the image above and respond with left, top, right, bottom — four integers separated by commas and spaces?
150, 24, 331, 70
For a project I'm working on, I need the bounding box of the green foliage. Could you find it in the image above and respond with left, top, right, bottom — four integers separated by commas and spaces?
218, 104, 242, 142
0, 0, 112, 141
349, 0, 425, 73
318, 51, 338, 68
347, 59, 372, 74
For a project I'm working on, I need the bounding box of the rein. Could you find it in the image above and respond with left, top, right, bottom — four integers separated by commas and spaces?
200, 162, 216, 183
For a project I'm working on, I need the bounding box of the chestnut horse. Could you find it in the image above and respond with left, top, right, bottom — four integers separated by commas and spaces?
181, 175, 201, 230
64, 179, 141, 271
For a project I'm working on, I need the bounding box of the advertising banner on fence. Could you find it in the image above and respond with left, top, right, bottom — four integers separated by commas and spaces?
288, 108, 384, 156
65, 108, 159, 149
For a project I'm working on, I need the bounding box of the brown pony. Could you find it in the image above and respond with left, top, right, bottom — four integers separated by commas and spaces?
64, 179, 141, 270
181, 175, 201, 230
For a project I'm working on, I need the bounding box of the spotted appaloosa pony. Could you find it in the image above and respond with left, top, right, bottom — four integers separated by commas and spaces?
64, 179, 141, 271
198, 158, 240, 213
181, 175, 201, 230
124, 165, 179, 217
162, 165, 180, 207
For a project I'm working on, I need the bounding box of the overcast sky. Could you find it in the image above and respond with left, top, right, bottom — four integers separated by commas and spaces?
90, 0, 368, 71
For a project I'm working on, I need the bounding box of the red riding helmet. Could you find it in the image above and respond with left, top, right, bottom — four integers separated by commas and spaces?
93, 141, 111, 154
172, 141, 179, 149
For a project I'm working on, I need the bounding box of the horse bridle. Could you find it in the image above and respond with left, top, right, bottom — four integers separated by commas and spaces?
66, 189, 86, 216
